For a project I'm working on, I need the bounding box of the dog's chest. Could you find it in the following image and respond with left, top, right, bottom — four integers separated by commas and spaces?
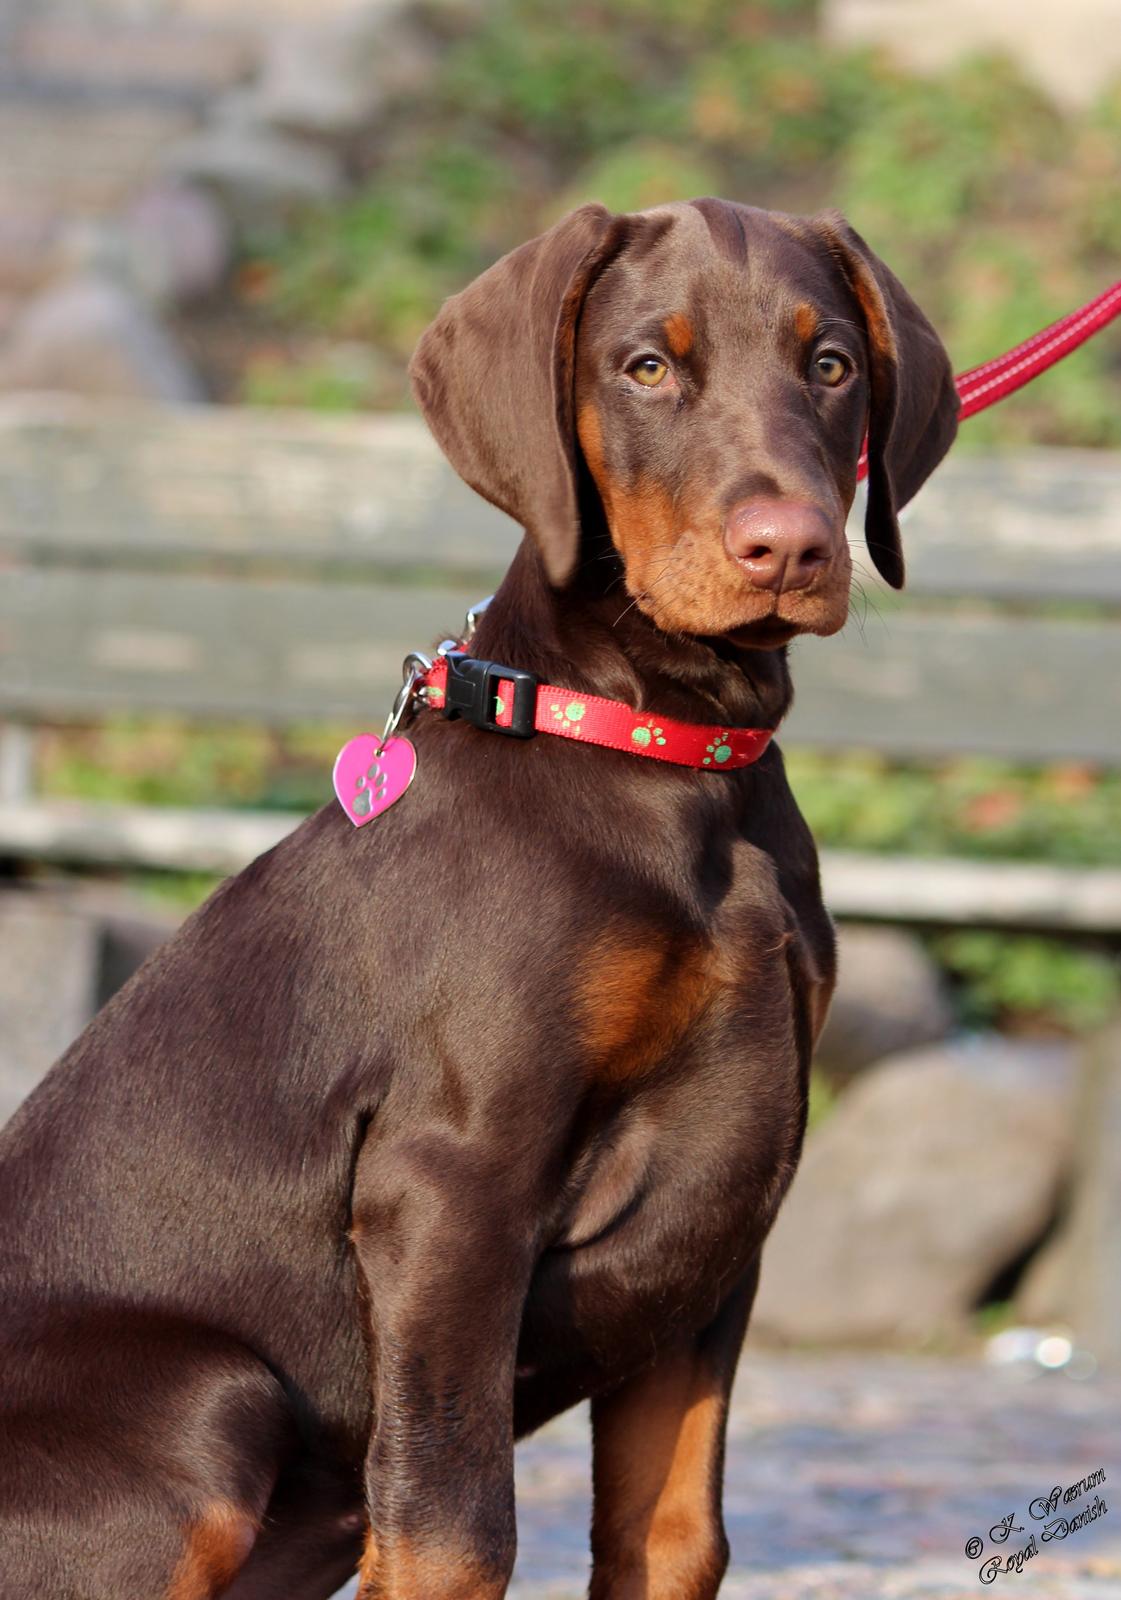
523, 867, 812, 1389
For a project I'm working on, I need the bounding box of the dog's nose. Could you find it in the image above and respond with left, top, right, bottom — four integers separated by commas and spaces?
724, 499, 834, 592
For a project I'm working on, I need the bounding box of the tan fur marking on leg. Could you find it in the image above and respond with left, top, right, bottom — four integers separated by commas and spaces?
355, 1527, 379, 1594
578, 929, 723, 1082
166, 1502, 257, 1599
356, 1533, 506, 1600
592, 1353, 729, 1600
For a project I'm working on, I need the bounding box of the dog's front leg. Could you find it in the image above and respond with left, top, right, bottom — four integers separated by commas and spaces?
588, 1264, 759, 1600
349, 1127, 539, 1600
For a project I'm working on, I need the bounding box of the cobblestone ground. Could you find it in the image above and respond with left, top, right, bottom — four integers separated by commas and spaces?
335, 1352, 1121, 1600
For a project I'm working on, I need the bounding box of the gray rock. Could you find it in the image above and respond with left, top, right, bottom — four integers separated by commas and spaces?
165, 100, 344, 227
0, 891, 100, 1127
1014, 1223, 1069, 1324
753, 1036, 1077, 1346
244, 2, 439, 140
1016, 1021, 1121, 1363
817, 924, 954, 1081
6, 15, 257, 101
0, 208, 61, 296
246, 20, 383, 139
0, 271, 204, 401
124, 182, 233, 306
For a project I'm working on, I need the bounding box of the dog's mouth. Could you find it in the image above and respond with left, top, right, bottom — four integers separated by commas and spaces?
611, 519, 851, 645
718, 578, 852, 647
635, 584, 850, 649
723, 616, 802, 648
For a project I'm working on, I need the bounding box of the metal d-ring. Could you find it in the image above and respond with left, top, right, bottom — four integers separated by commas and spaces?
463, 595, 493, 643
376, 650, 433, 754
433, 597, 492, 662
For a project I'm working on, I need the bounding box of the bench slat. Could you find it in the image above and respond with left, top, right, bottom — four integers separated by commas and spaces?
2, 570, 1119, 763
2, 399, 1120, 603
785, 612, 1121, 763
0, 400, 519, 575
890, 449, 1121, 603
1, 797, 1118, 932
0, 569, 483, 725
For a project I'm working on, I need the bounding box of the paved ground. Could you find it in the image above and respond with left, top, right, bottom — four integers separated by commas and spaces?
334, 1352, 1121, 1599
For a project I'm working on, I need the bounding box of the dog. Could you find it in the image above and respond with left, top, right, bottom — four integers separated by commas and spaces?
0, 198, 957, 1600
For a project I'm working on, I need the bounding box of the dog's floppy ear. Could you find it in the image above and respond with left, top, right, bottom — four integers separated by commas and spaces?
814, 213, 959, 589
409, 203, 624, 585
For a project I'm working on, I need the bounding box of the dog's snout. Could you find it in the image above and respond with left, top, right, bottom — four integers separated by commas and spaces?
723, 499, 835, 593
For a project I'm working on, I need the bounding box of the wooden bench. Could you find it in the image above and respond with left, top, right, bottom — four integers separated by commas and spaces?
2, 394, 1119, 931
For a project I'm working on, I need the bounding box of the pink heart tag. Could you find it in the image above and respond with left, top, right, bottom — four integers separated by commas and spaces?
333, 735, 417, 827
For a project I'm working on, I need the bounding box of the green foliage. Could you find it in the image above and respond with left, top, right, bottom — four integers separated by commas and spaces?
786, 752, 1121, 867
123, 870, 223, 912
837, 54, 1062, 269
934, 931, 1119, 1033
241, 8, 1121, 440
40, 717, 277, 808
807, 1068, 837, 1131
786, 751, 1121, 1036
837, 55, 1121, 446
255, 142, 523, 358
973, 1298, 1016, 1336
552, 142, 723, 219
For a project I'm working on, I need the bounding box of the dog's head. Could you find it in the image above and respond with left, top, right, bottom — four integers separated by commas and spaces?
410, 199, 958, 646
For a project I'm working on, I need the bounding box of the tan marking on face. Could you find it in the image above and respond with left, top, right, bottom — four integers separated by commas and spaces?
846, 258, 896, 369
861, 290, 894, 359
597, 472, 680, 617
579, 929, 723, 1082
591, 1349, 729, 1599
794, 302, 819, 343
166, 1502, 256, 1598
579, 396, 852, 642
577, 402, 614, 521
663, 312, 694, 356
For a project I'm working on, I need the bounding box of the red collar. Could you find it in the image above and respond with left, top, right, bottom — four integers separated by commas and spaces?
419, 650, 773, 771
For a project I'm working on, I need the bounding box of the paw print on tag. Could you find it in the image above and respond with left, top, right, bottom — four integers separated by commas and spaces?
703, 733, 732, 766
352, 757, 389, 817
631, 720, 666, 748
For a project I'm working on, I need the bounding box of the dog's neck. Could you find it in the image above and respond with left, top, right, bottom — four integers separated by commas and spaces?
471, 538, 793, 732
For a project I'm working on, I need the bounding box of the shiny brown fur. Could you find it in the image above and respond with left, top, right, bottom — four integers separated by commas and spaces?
0, 199, 956, 1598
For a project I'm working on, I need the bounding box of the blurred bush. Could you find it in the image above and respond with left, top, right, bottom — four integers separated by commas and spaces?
239, 0, 1121, 440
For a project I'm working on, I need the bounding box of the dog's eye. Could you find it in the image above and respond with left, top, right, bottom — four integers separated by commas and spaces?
629, 358, 669, 387
812, 352, 850, 387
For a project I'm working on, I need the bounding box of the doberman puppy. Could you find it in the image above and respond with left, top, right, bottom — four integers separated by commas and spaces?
0, 199, 957, 1600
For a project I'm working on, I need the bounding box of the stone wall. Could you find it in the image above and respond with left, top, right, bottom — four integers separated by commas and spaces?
825, 0, 1121, 109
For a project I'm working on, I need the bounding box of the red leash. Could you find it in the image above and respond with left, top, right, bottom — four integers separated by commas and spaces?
857, 277, 1121, 480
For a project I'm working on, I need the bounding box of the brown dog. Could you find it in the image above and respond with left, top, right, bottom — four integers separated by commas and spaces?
0, 199, 957, 1600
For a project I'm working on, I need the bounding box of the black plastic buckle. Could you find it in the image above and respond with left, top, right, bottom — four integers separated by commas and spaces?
440, 651, 539, 739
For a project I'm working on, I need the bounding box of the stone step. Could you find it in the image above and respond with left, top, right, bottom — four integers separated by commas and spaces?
0, 103, 198, 217
2, 17, 257, 104
327, 1353, 1121, 1598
